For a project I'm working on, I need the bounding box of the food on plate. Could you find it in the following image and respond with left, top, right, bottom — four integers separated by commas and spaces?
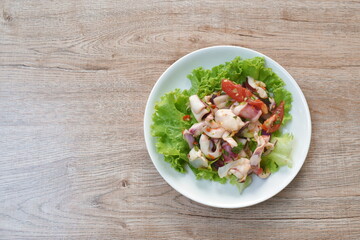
151, 57, 293, 192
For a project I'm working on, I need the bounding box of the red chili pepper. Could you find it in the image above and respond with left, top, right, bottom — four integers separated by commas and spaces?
182, 115, 191, 121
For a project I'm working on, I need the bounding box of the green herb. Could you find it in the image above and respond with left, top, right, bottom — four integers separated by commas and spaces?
189, 165, 227, 184
226, 100, 233, 107
208, 158, 219, 166
231, 142, 244, 154
248, 140, 257, 152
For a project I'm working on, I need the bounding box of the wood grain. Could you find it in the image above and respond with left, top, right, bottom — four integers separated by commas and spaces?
1, 0, 360, 239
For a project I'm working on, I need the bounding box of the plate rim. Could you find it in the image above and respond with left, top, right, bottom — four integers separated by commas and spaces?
144, 45, 312, 208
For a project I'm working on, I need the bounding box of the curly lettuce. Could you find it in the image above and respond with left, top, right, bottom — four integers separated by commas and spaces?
261, 133, 294, 173
151, 89, 195, 172
230, 175, 253, 193
190, 165, 227, 184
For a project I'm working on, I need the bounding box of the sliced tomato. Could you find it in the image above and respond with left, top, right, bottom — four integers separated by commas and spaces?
262, 101, 285, 133
222, 79, 270, 114
221, 79, 252, 102
247, 99, 268, 114
262, 114, 277, 132
273, 101, 285, 118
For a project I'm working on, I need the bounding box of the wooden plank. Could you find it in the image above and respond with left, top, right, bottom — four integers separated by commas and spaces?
1, 0, 360, 239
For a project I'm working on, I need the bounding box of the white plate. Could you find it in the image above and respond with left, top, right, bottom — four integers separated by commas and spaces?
144, 46, 311, 208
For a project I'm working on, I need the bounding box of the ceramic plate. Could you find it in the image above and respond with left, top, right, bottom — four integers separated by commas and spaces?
144, 46, 311, 208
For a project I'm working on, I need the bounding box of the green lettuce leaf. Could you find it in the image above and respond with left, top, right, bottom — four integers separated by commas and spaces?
229, 175, 253, 193
189, 165, 227, 184
187, 57, 246, 98
261, 133, 294, 173
151, 89, 195, 173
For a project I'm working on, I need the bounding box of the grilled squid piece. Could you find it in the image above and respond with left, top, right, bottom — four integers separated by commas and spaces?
263, 140, 277, 156
215, 109, 245, 132
249, 135, 270, 166
218, 158, 251, 182
204, 127, 226, 138
239, 104, 262, 122
189, 95, 210, 122
248, 121, 262, 133
188, 147, 208, 168
258, 169, 271, 179
213, 95, 230, 109
247, 76, 268, 98
188, 122, 206, 137
231, 102, 246, 115
199, 134, 222, 159
204, 113, 221, 128
222, 131, 238, 148
203, 95, 212, 104
182, 129, 195, 148
269, 97, 276, 111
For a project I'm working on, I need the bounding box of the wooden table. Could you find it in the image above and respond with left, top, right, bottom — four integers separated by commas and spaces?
1, 1, 360, 239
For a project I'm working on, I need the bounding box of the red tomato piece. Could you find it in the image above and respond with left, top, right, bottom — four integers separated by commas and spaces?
262, 101, 285, 133
221, 79, 252, 102
247, 99, 268, 114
